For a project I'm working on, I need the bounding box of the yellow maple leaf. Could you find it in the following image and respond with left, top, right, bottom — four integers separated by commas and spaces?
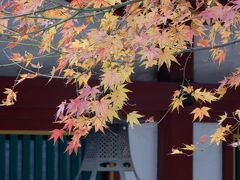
64, 69, 76, 77
181, 144, 196, 152
169, 148, 183, 155
170, 96, 185, 112
235, 109, 240, 120
1, 88, 17, 106
192, 89, 217, 103
210, 125, 231, 145
76, 72, 92, 87
39, 27, 56, 53
100, 12, 118, 31
217, 112, 227, 125
191, 106, 211, 121
111, 85, 130, 109
127, 111, 144, 128
158, 47, 179, 70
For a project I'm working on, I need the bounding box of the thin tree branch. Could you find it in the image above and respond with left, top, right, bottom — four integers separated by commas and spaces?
0, 5, 63, 19
176, 39, 240, 55
50, 0, 142, 12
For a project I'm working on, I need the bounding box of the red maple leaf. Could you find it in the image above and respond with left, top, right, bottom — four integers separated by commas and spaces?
65, 140, 81, 155
49, 129, 65, 144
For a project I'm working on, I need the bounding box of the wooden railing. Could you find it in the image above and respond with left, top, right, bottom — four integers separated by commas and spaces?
0, 131, 82, 180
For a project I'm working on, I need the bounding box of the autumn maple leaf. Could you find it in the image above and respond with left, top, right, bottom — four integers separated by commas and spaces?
1, 88, 17, 106
56, 101, 66, 119
63, 118, 76, 132
67, 98, 87, 115
197, 39, 209, 47
65, 140, 81, 155
170, 96, 185, 112
49, 129, 65, 144
181, 144, 196, 152
127, 111, 144, 128
169, 148, 183, 155
191, 106, 211, 121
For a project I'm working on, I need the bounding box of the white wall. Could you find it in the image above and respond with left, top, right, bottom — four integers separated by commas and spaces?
193, 123, 222, 180
128, 123, 158, 180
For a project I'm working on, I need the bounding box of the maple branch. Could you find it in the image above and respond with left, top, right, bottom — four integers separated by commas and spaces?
0, 26, 62, 54
0, 62, 20, 67
176, 39, 240, 55
154, 107, 172, 126
50, 0, 142, 12
0, 5, 63, 19
2, 49, 65, 79
0, 11, 80, 37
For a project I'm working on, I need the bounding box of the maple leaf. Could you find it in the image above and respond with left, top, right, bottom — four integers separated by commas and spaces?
16, 73, 37, 85
233, 0, 240, 10
181, 144, 196, 152
10, 53, 24, 62
169, 148, 183, 155
127, 111, 144, 128
70, 0, 88, 7
192, 89, 217, 103
76, 72, 92, 87
101, 69, 121, 90
49, 129, 65, 144
39, 28, 56, 54
64, 69, 76, 77
235, 109, 240, 119
212, 48, 227, 65
140, 46, 159, 67
106, 108, 120, 122
65, 140, 81, 155
67, 98, 87, 115
191, 106, 211, 121
56, 101, 66, 120
0, 14, 8, 33
227, 67, 240, 89
91, 0, 121, 8
229, 139, 240, 148
100, 12, 118, 30
170, 96, 185, 112
93, 118, 106, 133
1, 88, 17, 106
92, 98, 111, 118
63, 118, 76, 132
197, 39, 209, 47
145, 116, 155, 123
111, 85, 130, 109
158, 47, 179, 70
217, 112, 227, 125
210, 125, 231, 145
79, 85, 100, 100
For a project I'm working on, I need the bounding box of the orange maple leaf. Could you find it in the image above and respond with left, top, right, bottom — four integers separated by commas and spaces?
191, 106, 211, 121
197, 39, 209, 47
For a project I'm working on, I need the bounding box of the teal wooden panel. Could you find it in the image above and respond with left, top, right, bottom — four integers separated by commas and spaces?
47, 139, 55, 180
59, 136, 68, 180
0, 135, 5, 179
22, 135, 30, 180
236, 148, 240, 180
34, 135, 43, 180
10, 135, 18, 180
70, 148, 81, 179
